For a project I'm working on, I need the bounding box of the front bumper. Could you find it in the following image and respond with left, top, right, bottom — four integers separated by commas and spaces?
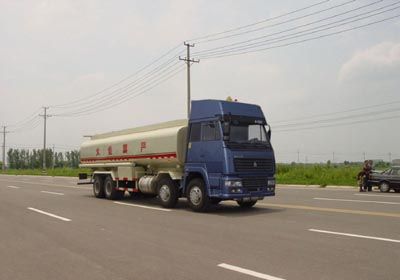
210, 176, 276, 200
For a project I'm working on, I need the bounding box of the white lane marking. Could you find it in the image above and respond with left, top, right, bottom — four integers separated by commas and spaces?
278, 186, 354, 191
6, 185, 20, 189
40, 191, 64, 196
114, 201, 172, 212
355, 193, 400, 198
313, 197, 400, 205
0, 178, 88, 190
309, 229, 400, 243
218, 263, 286, 280
27, 207, 71, 222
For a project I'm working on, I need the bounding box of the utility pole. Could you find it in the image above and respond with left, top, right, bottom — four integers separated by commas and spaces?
179, 42, 199, 118
332, 152, 335, 163
39, 107, 51, 170
388, 152, 392, 164
1, 126, 9, 171
363, 152, 366, 161
297, 150, 300, 163
52, 145, 55, 170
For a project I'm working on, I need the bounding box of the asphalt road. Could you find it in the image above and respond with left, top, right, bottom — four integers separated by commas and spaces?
0, 175, 399, 280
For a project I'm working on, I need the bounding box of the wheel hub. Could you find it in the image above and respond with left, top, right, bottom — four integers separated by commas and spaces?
159, 185, 170, 201
190, 186, 202, 205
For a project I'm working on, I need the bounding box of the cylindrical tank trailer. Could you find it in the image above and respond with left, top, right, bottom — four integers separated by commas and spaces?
80, 119, 188, 169
80, 120, 188, 201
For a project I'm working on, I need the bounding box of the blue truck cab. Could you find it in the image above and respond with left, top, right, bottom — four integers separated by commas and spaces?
183, 99, 276, 211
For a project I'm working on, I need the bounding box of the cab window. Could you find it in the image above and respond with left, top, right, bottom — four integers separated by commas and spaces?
201, 122, 221, 141
189, 123, 201, 142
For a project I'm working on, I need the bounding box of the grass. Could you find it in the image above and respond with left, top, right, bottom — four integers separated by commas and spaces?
276, 163, 362, 187
1, 168, 91, 177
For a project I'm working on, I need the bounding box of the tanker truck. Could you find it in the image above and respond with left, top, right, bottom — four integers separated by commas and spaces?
79, 99, 275, 212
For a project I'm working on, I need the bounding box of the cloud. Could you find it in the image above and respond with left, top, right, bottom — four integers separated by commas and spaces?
339, 41, 400, 82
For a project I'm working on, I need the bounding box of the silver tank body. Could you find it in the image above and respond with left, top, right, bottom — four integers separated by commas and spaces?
80, 119, 188, 169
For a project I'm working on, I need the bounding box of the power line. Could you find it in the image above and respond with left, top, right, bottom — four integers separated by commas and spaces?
193, 0, 386, 56
198, 7, 400, 59
10, 117, 42, 134
54, 58, 182, 116
55, 63, 186, 117
273, 106, 400, 128
199, 13, 400, 59
54, 62, 185, 117
273, 99, 400, 124
54, 52, 183, 114
51, 43, 183, 109
6, 108, 41, 128
274, 113, 400, 132
188, 0, 331, 43
194, 0, 357, 45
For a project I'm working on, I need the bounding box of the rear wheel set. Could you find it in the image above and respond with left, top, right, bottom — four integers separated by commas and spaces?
93, 176, 105, 198
93, 176, 124, 200
104, 176, 124, 200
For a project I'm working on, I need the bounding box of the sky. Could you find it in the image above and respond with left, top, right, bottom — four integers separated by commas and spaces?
1, 0, 400, 163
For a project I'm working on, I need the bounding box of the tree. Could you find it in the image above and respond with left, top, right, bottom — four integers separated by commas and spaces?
6, 148, 80, 169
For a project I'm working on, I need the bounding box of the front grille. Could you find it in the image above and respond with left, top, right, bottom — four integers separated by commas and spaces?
234, 158, 274, 173
242, 177, 268, 192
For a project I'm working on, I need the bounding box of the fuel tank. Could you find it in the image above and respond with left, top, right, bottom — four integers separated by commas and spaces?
80, 119, 188, 168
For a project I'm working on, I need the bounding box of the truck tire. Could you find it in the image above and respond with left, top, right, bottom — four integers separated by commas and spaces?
157, 178, 178, 208
379, 182, 390, 193
104, 176, 124, 200
187, 178, 210, 212
237, 200, 257, 208
93, 176, 105, 198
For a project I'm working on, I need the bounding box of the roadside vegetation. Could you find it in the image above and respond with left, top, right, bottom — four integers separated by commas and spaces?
1, 168, 90, 177
1, 161, 391, 187
276, 162, 390, 187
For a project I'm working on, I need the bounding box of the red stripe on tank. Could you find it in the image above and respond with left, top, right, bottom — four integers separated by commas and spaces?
80, 152, 177, 163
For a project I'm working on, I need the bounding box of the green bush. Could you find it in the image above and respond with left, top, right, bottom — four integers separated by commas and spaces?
276, 163, 362, 186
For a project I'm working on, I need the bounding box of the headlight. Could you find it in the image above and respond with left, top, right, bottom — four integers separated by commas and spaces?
268, 179, 275, 186
224, 179, 242, 187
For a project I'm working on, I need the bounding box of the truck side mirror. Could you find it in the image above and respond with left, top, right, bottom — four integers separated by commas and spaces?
222, 122, 230, 141
266, 124, 271, 141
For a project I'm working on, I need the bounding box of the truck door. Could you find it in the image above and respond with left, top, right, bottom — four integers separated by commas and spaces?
186, 121, 223, 186
200, 121, 223, 174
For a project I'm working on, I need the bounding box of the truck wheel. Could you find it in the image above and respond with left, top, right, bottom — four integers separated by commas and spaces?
187, 178, 210, 212
104, 176, 124, 200
379, 182, 390, 193
93, 176, 105, 198
157, 178, 178, 208
237, 200, 257, 208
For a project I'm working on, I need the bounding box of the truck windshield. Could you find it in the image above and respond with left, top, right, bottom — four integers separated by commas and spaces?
229, 123, 268, 143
